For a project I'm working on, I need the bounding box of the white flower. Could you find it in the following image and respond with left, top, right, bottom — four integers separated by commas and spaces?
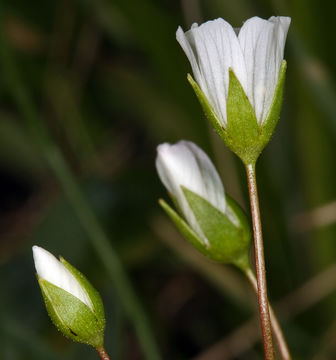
156, 140, 226, 246
32, 246, 93, 311
176, 16, 290, 126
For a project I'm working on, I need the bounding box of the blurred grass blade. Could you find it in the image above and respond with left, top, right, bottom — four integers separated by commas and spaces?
0, 12, 161, 360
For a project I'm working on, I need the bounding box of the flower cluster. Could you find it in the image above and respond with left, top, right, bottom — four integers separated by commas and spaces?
156, 16, 290, 263
156, 15, 292, 359
32, 15, 291, 354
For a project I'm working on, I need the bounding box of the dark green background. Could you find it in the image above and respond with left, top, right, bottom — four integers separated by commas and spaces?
1, 0, 336, 359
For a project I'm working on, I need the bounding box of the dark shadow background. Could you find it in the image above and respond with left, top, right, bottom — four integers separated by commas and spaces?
1, 0, 336, 359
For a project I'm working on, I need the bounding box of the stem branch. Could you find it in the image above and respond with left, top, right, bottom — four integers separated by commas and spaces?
245, 268, 291, 360
245, 163, 274, 360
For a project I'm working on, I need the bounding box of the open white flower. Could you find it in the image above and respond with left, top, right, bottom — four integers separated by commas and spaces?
156, 140, 226, 246
33, 246, 93, 311
176, 16, 290, 126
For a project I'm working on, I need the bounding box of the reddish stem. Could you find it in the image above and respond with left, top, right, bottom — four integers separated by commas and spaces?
245, 268, 292, 360
96, 347, 111, 360
246, 163, 274, 360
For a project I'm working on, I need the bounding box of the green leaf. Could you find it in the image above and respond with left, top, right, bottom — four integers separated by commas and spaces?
38, 279, 105, 348
226, 69, 261, 165
182, 188, 251, 269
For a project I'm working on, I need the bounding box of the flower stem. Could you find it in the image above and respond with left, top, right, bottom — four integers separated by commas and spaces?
245, 268, 292, 360
245, 163, 274, 360
96, 347, 111, 360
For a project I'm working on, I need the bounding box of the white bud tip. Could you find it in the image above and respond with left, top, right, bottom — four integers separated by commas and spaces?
32, 245, 93, 311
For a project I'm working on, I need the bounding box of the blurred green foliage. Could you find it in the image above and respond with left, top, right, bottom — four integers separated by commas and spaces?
2, 0, 336, 359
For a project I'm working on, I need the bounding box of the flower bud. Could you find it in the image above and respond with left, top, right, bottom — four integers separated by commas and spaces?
177, 16, 290, 164
32, 246, 106, 348
156, 141, 251, 269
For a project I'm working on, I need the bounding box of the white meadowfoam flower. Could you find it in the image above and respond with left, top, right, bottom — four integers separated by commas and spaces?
176, 16, 291, 126
33, 246, 93, 310
156, 140, 226, 246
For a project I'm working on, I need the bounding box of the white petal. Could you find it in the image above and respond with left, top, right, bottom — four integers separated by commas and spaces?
238, 16, 290, 124
176, 26, 205, 92
177, 19, 247, 126
32, 246, 93, 311
156, 141, 226, 244
182, 141, 226, 213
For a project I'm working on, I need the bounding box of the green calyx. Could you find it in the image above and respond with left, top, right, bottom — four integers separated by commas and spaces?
38, 259, 106, 348
188, 61, 287, 165
60, 257, 106, 330
159, 189, 251, 271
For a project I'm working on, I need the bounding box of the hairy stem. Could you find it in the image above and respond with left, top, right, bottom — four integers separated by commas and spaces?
245, 268, 291, 360
97, 347, 111, 360
245, 163, 274, 360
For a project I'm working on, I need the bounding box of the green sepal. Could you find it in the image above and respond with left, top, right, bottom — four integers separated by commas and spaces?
188, 62, 287, 165
38, 278, 105, 348
224, 195, 252, 270
159, 191, 251, 270
182, 188, 251, 270
259, 60, 287, 148
60, 257, 105, 331
158, 198, 210, 258
226, 69, 261, 164
187, 74, 227, 139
